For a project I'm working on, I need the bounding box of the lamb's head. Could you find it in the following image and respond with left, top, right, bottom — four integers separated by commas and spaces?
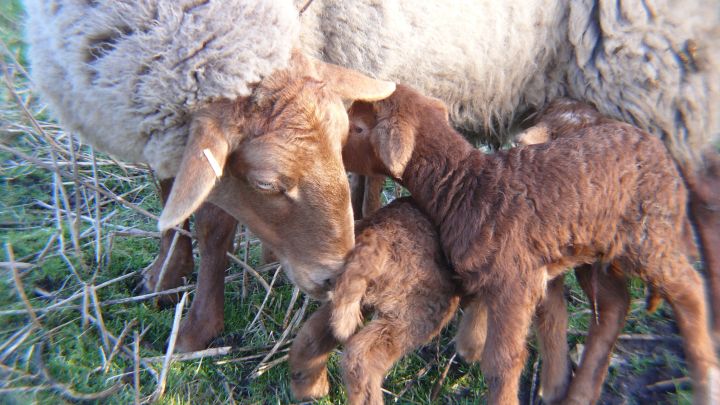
158, 53, 395, 300
516, 98, 605, 146
344, 84, 448, 179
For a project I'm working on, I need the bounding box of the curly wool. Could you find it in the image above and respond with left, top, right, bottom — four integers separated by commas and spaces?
25, 0, 299, 178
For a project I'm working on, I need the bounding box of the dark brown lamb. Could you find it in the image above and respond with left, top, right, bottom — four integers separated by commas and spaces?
288, 197, 460, 405
512, 98, 709, 403
343, 85, 719, 405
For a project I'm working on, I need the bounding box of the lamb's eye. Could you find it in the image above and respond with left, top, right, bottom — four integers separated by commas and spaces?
253, 180, 282, 193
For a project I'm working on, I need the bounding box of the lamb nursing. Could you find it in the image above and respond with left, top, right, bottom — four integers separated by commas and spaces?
343, 86, 719, 404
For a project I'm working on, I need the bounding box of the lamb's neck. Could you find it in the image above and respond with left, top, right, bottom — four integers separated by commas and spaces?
401, 126, 482, 227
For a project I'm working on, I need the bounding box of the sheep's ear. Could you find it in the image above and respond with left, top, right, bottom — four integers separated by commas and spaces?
311, 58, 395, 102
158, 118, 229, 231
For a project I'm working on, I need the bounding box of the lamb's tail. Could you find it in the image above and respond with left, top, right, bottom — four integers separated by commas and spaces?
330, 231, 388, 342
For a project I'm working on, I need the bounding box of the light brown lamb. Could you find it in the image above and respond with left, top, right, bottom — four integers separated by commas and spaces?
343, 85, 720, 404
288, 197, 460, 404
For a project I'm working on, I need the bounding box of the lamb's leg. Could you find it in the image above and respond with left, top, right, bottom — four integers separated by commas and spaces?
563, 263, 630, 405
349, 174, 366, 221
289, 303, 338, 400
685, 151, 720, 344
175, 202, 237, 352
534, 274, 572, 404
456, 297, 488, 362
651, 253, 720, 404
342, 319, 408, 405
142, 178, 194, 304
476, 288, 537, 405
349, 174, 385, 220
362, 175, 385, 217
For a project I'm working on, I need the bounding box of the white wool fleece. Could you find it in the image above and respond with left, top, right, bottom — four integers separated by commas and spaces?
296, 0, 719, 169
25, 0, 299, 178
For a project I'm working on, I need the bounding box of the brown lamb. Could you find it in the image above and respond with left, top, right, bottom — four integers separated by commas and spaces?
511, 98, 710, 403
343, 85, 720, 405
288, 197, 460, 405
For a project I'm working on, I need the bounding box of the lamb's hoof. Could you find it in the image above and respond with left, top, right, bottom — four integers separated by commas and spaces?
173, 316, 223, 353
455, 340, 484, 363
291, 371, 330, 400
538, 386, 568, 405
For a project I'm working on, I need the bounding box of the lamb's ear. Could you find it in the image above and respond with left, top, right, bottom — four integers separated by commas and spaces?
371, 119, 415, 179
312, 58, 395, 101
158, 118, 229, 231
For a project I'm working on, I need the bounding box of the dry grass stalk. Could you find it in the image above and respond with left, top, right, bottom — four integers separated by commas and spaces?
227, 252, 271, 292
251, 295, 309, 378
151, 231, 180, 300
246, 265, 282, 332
103, 319, 138, 374
431, 352, 457, 401
153, 292, 189, 400
6, 243, 42, 330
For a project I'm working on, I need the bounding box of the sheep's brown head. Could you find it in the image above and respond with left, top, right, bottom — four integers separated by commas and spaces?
158, 52, 395, 300
344, 84, 448, 179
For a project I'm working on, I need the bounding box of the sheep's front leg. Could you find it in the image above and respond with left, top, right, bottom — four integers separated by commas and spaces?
534, 274, 572, 404
342, 319, 408, 405
289, 303, 338, 400
175, 202, 237, 352
478, 288, 537, 405
142, 178, 194, 304
564, 264, 629, 405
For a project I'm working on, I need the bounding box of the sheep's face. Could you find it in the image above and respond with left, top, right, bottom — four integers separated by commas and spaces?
158, 53, 395, 300
223, 83, 355, 300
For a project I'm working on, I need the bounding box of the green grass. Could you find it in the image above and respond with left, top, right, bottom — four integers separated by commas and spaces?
0, 3, 703, 403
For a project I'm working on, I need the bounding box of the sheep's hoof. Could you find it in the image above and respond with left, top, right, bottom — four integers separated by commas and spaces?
139, 255, 194, 307
291, 371, 330, 400
173, 315, 224, 353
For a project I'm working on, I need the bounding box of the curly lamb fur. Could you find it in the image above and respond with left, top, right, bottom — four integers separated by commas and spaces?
288, 198, 460, 404
25, 0, 299, 178
344, 85, 719, 404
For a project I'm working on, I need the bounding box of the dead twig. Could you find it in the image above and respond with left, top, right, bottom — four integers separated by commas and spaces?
6, 243, 42, 330
645, 376, 691, 392
431, 352, 457, 401
103, 319, 138, 373
153, 292, 189, 400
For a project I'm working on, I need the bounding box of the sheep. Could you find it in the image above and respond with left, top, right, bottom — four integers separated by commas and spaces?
288, 197, 460, 404
25, 0, 397, 351
343, 84, 720, 404
28, 0, 720, 351
157, 0, 720, 352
